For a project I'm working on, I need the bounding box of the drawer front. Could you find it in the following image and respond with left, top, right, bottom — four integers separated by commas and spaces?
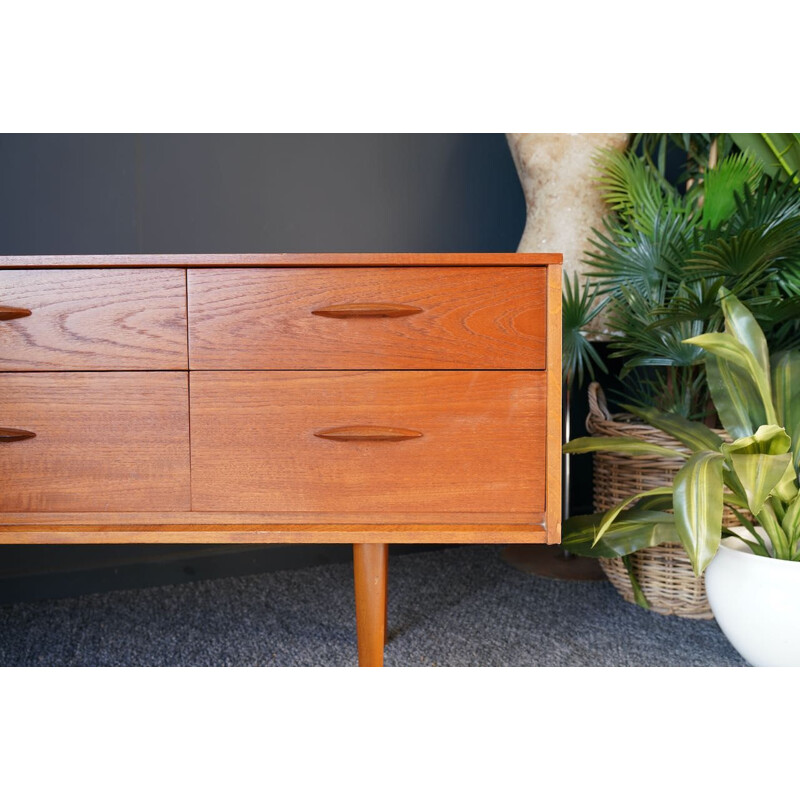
0, 373, 190, 512
0, 269, 188, 369
188, 267, 546, 369
190, 371, 545, 515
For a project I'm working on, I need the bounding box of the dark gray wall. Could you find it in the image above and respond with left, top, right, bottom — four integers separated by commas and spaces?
0, 133, 527, 601
1, 134, 525, 254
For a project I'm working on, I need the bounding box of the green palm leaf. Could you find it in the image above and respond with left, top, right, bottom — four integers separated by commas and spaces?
687, 218, 800, 299
593, 147, 687, 236
728, 172, 800, 230
562, 272, 608, 389
702, 152, 761, 228
585, 212, 692, 300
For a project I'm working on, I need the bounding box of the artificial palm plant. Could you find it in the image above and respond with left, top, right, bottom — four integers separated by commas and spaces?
586, 138, 800, 417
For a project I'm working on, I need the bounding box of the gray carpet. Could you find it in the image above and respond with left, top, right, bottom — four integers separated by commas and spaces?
0, 545, 746, 667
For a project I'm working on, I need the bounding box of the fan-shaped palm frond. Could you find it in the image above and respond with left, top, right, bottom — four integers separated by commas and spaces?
585, 211, 693, 300
593, 147, 687, 236
687, 215, 800, 298
562, 273, 608, 389
639, 280, 727, 345
607, 366, 710, 421
606, 286, 708, 375
728, 172, 800, 232
630, 133, 735, 186
701, 152, 762, 228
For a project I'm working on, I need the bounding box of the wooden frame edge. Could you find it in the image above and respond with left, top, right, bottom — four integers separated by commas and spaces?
545, 261, 563, 544
0, 253, 564, 268
0, 523, 548, 545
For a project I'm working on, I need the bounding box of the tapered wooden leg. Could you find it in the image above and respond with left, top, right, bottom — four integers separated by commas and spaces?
353, 543, 388, 667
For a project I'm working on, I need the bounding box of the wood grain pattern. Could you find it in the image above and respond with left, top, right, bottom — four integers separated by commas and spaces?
546, 262, 563, 544
0, 372, 190, 512
190, 371, 546, 516
353, 543, 388, 666
0, 523, 548, 544
0, 253, 563, 268
0, 269, 187, 370
188, 267, 546, 369
0, 510, 545, 525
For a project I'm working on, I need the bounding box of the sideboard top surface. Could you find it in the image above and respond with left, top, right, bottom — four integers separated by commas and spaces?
0, 253, 563, 268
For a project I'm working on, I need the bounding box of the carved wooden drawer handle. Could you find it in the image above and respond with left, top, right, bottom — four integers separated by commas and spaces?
0, 306, 32, 321
311, 303, 423, 318
0, 427, 36, 442
314, 425, 423, 442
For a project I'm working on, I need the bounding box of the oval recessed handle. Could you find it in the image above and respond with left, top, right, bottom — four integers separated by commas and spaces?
0, 427, 36, 442
314, 425, 423, 442
0, 306, 32, 321
311, 303, 423, 319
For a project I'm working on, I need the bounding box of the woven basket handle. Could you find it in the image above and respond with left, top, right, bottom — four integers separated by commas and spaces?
586, 382, 612, 434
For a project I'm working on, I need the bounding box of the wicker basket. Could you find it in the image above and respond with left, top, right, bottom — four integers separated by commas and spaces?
586, 382, 723, 620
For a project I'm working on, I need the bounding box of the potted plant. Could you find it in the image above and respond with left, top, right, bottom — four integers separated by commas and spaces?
573, 135, 800, 616
562, 290, 800, 666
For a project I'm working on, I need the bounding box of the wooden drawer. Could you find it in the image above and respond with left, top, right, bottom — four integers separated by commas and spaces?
0, 372, 190, 512
188, 267, 546, 369
190, 370, 546, 516
0, 269, 187, 370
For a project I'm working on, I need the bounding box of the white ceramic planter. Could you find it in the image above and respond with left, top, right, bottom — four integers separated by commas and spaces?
705, 530, 800, 666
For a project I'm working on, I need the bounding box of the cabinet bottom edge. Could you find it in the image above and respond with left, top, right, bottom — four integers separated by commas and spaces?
0, 523, 551, 545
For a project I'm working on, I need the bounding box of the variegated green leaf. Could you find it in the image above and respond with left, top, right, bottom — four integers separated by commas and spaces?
772, 350, 800, 469
562, 436, 687, 459
684, 332, 753, 370
673, 451, 725, 575
705, 353, 763, 438
774, 460, 798, 504
728, 452, 792, 515
561, 511, 679, 559
722, 425, 791, 456
719, 289, 772, 381
723, 504, 758, 537
620, 404, 723, 453
621, 555, 650, 610
635, 494, 676, 512
756, 502, 792, 559
687, 334, 777, 427
593, 486, 674, 545
722, 521, 770, 557
781, 492, 800, 546
771, 350, 800, 429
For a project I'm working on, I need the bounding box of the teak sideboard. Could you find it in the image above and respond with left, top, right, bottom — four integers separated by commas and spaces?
0, 253, 562, 666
